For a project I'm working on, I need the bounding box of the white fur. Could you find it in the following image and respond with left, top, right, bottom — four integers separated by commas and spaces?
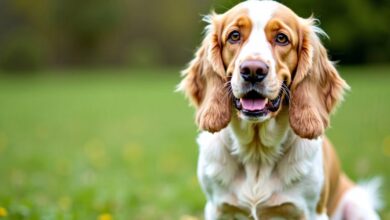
197, 113, 325, 219
238, 0, 277, 64
331, 178, 382, 220
317, 213, 330, 220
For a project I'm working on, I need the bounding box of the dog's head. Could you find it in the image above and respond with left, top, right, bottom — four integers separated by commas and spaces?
179, 0, 348, 139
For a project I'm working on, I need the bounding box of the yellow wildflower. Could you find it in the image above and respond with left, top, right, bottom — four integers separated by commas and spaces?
98, 213, 112, 220
0, 207, 8, 217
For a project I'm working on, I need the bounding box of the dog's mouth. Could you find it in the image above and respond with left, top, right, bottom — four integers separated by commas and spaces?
233, 90, 282, 117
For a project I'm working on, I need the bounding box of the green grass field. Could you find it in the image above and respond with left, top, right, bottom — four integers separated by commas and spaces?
0, 66, 389, 220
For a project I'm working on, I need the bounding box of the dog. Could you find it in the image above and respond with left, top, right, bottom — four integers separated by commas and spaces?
178, 0, 381, 219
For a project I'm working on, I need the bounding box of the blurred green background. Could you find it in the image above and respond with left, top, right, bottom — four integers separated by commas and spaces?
0, 0, 389, 70
0, 0, 389, 219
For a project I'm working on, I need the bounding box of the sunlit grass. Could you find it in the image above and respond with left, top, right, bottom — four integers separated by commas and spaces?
0, 66, 389, 219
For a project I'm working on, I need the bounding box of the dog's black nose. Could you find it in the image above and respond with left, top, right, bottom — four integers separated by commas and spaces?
240, 60, 269, 83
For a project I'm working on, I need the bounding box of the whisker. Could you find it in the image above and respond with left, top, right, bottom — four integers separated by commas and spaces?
283, 88, 290, 100
222, 80, 233, 101
283, 89, 290, 102
281, 83, 291, 103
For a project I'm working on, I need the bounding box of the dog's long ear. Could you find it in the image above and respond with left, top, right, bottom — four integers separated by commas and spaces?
178, 14, 231, 133
289, 18, 349, 139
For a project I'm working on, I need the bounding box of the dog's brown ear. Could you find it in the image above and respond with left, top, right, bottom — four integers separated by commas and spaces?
289, 18, 349, 139
178, 14, 231, 133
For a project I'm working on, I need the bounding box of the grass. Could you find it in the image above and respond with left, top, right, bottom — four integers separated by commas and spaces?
0, 66, 389, 219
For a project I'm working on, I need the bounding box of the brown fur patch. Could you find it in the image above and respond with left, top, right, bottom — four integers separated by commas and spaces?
289, 19, 349, 139
179, 7, 256, 132
266, 5, 301, 86
260, 203, 304, 219
221, 8, 252, 75
320, 138, 354, 216
179, 14, 233, 132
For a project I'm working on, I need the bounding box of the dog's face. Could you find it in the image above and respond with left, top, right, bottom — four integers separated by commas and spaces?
179, 0, 348, 139
221, 1, 300, 122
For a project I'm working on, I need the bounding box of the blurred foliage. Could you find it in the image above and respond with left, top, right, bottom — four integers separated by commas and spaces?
0, 0, 389, 71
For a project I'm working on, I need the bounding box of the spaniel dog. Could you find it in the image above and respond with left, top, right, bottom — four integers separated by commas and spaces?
178, 0, 381, 219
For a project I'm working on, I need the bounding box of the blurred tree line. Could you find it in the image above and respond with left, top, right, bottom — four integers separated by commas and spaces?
0, 0, 388, 71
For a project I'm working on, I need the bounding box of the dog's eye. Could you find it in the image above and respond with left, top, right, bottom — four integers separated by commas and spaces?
275, 33, 289, 46
228, 31, 241, 44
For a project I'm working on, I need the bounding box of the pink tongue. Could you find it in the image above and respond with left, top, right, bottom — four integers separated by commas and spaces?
240, 98, 267, 111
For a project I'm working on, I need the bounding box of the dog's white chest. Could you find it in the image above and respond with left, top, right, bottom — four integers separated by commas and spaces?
197, 130, 324, 219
